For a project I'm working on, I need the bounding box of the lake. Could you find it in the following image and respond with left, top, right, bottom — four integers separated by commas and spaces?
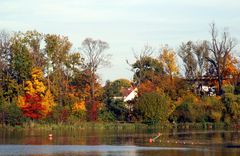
0, 127, 240, 156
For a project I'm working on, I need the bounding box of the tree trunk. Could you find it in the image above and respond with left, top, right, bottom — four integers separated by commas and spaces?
218, 76, 222, 95
89, 70, 96, 121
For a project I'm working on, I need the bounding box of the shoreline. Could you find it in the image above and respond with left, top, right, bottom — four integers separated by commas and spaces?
0, 121, 237, 131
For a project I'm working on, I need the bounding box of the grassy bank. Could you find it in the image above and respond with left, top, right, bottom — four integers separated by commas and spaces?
0, 122, 150, 131
1, 121, 237, 132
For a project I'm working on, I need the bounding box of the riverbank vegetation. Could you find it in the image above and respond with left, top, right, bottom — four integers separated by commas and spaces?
1, 23, 240, 128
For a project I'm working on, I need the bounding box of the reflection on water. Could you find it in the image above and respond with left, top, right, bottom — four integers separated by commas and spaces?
0, 128, 240, 156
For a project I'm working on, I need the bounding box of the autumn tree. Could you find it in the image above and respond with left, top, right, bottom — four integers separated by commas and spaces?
138, 80, 157, 95
129, 45, 183, 98
80, 38, 111, 121
206, 23, 237, 94
159, 46, 179, 82
18, 67, 55, 120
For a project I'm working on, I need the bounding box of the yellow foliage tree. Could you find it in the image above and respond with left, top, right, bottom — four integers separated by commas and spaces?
42, 89, 55, 116
18, 67, 55, 119
72, 101, 86, 112
159, 47, 179, 82
72, 101, 86, 119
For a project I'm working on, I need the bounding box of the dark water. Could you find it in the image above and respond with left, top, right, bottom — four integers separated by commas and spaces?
0, 128, 240, 156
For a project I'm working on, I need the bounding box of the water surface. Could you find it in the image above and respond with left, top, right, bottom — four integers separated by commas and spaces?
0, 128, 240, 156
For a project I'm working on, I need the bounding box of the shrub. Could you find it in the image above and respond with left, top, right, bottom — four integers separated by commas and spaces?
203, 96, 224, 122
107, 99, 128, 121
222, 93, 236, 113
6, 104, 24, 126
222, 93, 240, 122
136, 92, 173, 123
171, 94, 200, 123
48, 105, 70, 123
98, 108, 116, 122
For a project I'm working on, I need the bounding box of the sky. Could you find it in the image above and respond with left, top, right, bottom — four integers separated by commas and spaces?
0, 0, 240, 83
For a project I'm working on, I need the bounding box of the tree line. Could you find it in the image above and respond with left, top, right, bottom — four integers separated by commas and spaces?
0, 23, 240, 126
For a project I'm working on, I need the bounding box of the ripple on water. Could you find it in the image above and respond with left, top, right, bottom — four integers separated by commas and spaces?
0, 145, 206, 155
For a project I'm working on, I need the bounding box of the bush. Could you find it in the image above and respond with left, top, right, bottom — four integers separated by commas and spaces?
98, 108, 116, 122
222, 93, 236, 113
136, 92, 173, 123
6, 104, 24, 126
222, 93, 240, 122
48, 105, 70, 123
171, 94, 200, 123
203, 96, 224, 122
107, 99, 128, 121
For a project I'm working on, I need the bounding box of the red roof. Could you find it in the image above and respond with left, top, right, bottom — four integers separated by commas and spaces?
121, 87, 135, 97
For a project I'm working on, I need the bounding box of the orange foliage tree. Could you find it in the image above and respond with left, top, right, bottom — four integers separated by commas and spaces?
223, 54, 239, 85
17, 67, 55, 119
70, 69, 103, 121
138, 80, 157, 95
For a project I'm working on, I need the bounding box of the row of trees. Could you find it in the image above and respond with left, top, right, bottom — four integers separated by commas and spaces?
0, 30, 110, 124
0, 23, 240, 126
126, 23, 240, 124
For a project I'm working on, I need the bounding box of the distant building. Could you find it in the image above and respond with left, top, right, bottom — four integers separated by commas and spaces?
197, 84, 216, 96
122, 87, 138, 102
112, 86, 138, 102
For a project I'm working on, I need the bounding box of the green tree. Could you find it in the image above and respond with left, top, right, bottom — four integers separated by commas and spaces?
44, 34, 72, 106
23, 30, 46, 68
221, 87, 240, 122
10, 32, 33, 85
129, 45, 164, 86
103, 80, 129, 121
132, 56, 164, 85
108, 79, 131, 97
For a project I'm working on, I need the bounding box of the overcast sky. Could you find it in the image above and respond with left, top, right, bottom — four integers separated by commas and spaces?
0, 0, 240, 83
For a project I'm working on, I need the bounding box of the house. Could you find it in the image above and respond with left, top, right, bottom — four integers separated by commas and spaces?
197, 84, 216, 96
112, 86, 138, 102
122, 87, 138, 102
